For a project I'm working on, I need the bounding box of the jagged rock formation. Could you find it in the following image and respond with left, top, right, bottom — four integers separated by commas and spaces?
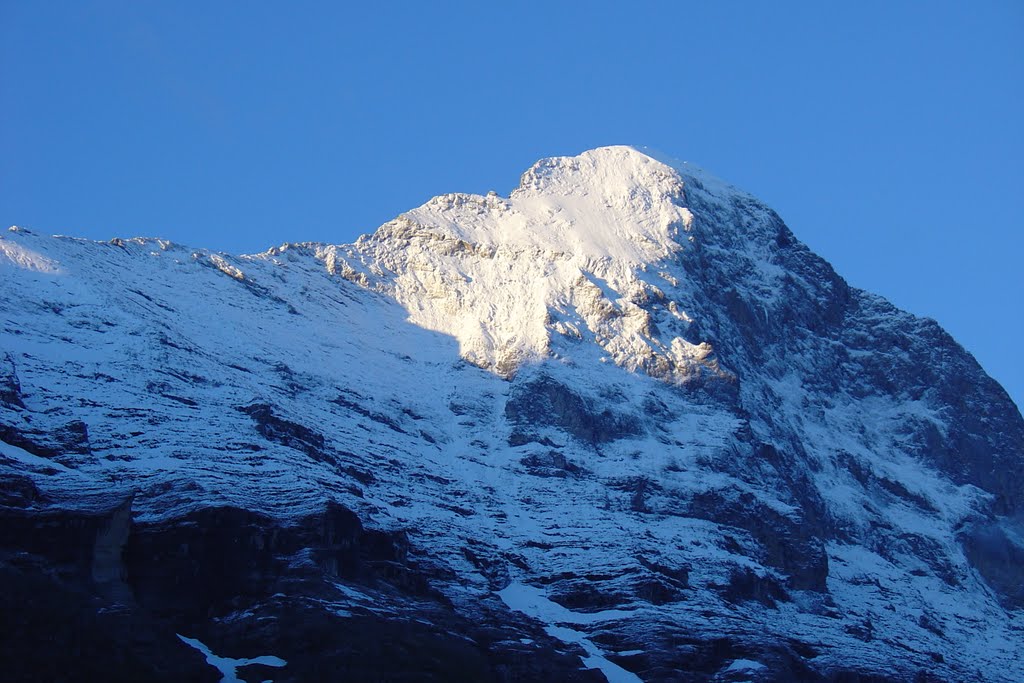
2, 146, 1022, 682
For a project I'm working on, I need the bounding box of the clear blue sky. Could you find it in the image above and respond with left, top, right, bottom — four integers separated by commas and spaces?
2, 1, 1022, 408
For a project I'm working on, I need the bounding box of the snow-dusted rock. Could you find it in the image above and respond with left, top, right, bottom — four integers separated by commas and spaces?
1, 147, 1022, 681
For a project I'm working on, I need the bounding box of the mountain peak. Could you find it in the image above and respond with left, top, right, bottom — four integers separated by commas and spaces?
337, 147, 799, 384
390, 146, 693, 266
513, 145, 681, 199
339, 147, 742, 382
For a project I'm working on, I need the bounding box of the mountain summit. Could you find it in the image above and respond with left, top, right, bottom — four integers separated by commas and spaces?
2, 147, 1022, 682
336, 145, 730, 383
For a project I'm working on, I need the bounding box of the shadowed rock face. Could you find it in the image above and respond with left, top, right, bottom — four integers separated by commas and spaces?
686, 487, 829, 593
959, 518, 1024, 609
2, 147, 1023, 681
0, 353, 24, 409
0, 496, 604, 683
505, 375, 642, 446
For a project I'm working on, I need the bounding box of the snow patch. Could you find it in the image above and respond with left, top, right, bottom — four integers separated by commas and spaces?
498, 582, 641, 683
0, 238, 64, 274
725, 658, 767, 672
177, 634, 286, 682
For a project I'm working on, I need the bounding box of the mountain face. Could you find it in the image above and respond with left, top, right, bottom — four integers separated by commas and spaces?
2, 146, 1022, 682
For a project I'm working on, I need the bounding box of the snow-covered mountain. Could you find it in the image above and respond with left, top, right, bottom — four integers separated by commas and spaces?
2, 146, 1022, 682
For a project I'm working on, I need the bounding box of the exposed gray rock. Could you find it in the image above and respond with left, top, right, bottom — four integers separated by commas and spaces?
0, 352, 24, 409
505, 374, 642, 445
959, 518, 1024, 608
